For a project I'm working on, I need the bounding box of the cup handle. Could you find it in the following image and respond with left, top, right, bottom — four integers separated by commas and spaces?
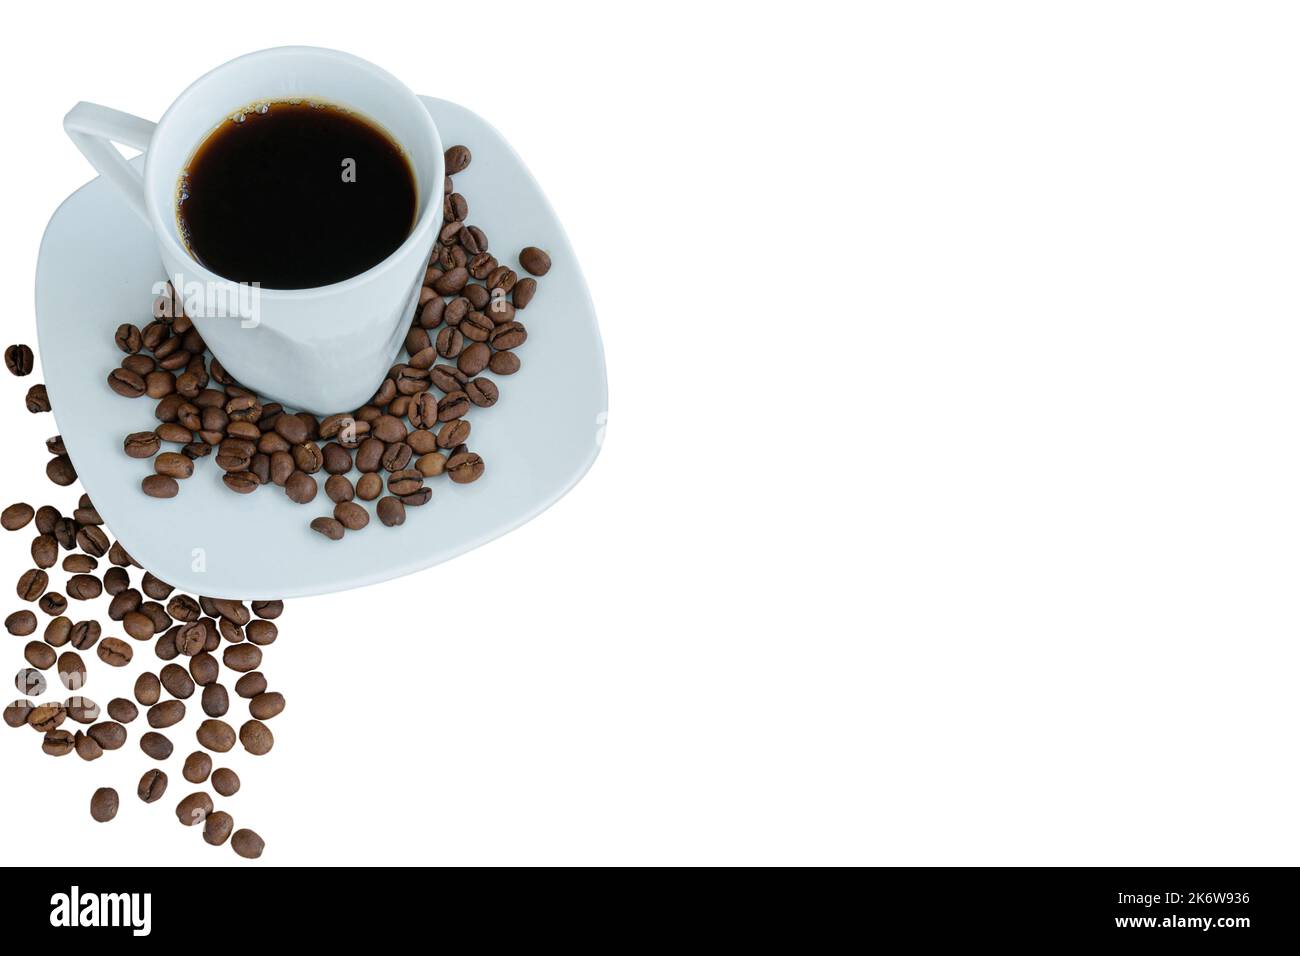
63, 102, 157, 225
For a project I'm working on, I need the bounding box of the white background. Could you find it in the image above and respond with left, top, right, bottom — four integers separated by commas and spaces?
0, 0, 1296, 865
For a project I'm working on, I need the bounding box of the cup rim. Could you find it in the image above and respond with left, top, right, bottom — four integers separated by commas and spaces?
143, 45, 442, 301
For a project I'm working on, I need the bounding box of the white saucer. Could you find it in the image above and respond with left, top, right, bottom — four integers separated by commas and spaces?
35, 96, 607, 600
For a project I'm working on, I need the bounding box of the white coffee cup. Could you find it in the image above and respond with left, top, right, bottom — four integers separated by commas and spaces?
64, 46, 444, 415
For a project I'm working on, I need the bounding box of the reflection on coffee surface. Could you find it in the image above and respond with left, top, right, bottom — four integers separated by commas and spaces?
177, 102, 417, 289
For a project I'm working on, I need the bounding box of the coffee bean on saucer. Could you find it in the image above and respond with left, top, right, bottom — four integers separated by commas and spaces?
140, 731, 173, 760
376, 496, 406, 527
231, 828, 264, 859
5, 344, 34, 376
285, 471, 317, 504
106, 698, 137, 723
5, 610, 37, 635
334, 501, 369, 531
196, 718, 235, 752
447, 451, 485, 484
445, 144, 471, 174
26, 384, 50, 412
309, 517, 345, 540
138, 768, 168, 803
489, 351, 520, 375
108, 368, 146, 398
176, 791, 213, 826
114, 323, 143, 354
513, 277, 537, 309
325, 475, 354, 503
465, 378, 499, 408
519, 246, 551, 276
142, 475, 179, 498
155, 452, 194, 479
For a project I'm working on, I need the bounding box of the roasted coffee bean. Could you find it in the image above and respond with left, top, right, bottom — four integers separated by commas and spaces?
415, 452, 446, 478
75, 731, 104, 762
45, 617, 72, 646
176, 791, 213, 826
207, 599, 247, 626
110, 542, 138, 568
243, 621, 276, 647
285, 471, 318, 504
239, 719, 274, 755
429, 365, 466, 394
183, 750, 213, 784
46, 456, 77, 486
518, 246, 551, 276
167, 595, 200, 622
387, 469, 424, 496
69, 620, 100, 651
203, 810, 234, 846
87, 787, 119, 822
465, 378, 499, 408
5, 610, 37, 636
138, 768, 169, 804
17, 569, 48, 601
320, 472, 354, 505
320, 442, 351, 475
134, 671, 162, 705
142, 475, 179, 498
489, 321, 528, 351
354, 472, 382, 501
4, 699, 33, 728
101, 567, 129, 596
141, 731, 174, 760
60, 650, 89, 690
209, 768, 239, 799
377, 496, 406, 527
458, 342, 491, 376
468, 251, 497, 280
141, 572, 174, 600
329, 501, 367, 531
489, 350, 521, 375
250, 600, 283, 620
123, 353, 155, 376
107, 698, 137, 723
438, 391, 470, 422
97, 638, 133, 667
108, 368, 146, 397
123, 612, 154, 641
231, 828, 264, 859
249, 691, 286, 721
201, 682, 229, 718
381, 442, 413, 472
309, 516, 345, 540
223, 471, 259, 494
1, 503, 34, 531
438, 220, 463, 245
291, 441, 323, 474
218, 618, 243, 644
461, 225, 488, 256
26, 383, 51, 412
196, 718, 236, 752
355, 437, 384, 472
444, 143, 472, 174
156, 422, 193, 443
14, 667, 44, 695
86, 721, 125, 751
66, 575, 102, 601
112, 322, 144, 354
38, 593, 67, 616
460, 310, 493, 343
145, 370, 176, 398
512, 277, 537, 309
65, 696, 99, 723
407, 429, 438, 455
435, 326, 464, 359
448, 451, 485, 484
155, 451, 194, 479
158, 664, 195, 703
176, 623, 206, 657
76, 525, 110, 558
148, 699, 186, 728
27, 702, 66, 732
24, 641, 55, 670
42, 729, 75, 756
222, 644, 262, 672
107, 588, 141, 620
233, 671, 267, 699
5, 344, 34, 376
437, 420, 471, 449
465, 284, 490, 310
189, 652, 219, 686
371, 415, 407, 444
62, 555, 96, 574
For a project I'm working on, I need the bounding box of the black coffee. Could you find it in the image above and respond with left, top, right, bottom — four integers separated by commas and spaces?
178, 102, 418, 289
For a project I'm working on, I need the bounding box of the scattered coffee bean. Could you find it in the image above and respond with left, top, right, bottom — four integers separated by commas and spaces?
4, 699, 33, 728
15, 667, 45, 696
142, 474, 179, 498
28, 702, 66, 732
1, 503, 34, 531
97, 638, 133, 667
138, 768, 168, 803
106, 698, 138, 723
134, 671, 162, 705
148, 699, 186, 728
445, 144, 471, 174
519, 246, 551, 276
5, 344, 34, 377
75, 730, 103, 761
42, 729, 75, 756
87, 721, 126, 750
5, 610, 37, 636
26, 384, 51, 412
309, 516, 345, 540
249, 691, 285, 720
24, 641, 55, 670
183, 750, 213, 783
17, 569, 48, 601
234, 672, 267, 699
231, 828, 265, 859
140, 731, 174, 760
201, 682, 229, 717
176, 791, 213, 826
211, 767, 240, 797
196, 718, 236, 753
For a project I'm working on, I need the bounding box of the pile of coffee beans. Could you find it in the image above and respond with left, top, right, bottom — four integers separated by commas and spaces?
3, 481, 278, 858
106, 143, 550, 540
